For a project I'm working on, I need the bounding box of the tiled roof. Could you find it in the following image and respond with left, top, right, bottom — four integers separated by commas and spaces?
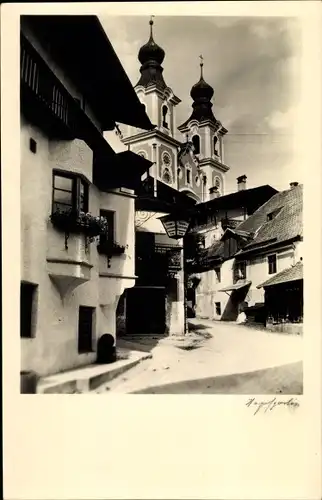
257, 260, 303, 288
236, 184, 303, 255
205, 241, 225, 260
196, 184, 278, 212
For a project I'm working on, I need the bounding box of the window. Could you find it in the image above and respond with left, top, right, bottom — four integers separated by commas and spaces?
29, 138, 37, 154
192, 135, 200, 154
162, 105, 169, 128
78, 306, 95, 353
215, 302, 221, 315
186, 169, 191, 184
215, 267, 221, 283
52, 171, 89, 214
20, 282, 38, 338
99, 210, 114, 246
234, 260, 246, 282
267, 207, 282, 221
213, 136, 219, 156
162, 152, 172, 167
268, 254, 277, 274
162, 168, 172, 184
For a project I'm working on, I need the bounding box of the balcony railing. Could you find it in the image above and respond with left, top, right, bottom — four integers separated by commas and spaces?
21, 33, 77, 139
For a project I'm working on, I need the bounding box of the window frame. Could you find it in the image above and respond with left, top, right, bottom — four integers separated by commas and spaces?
213, 135, 219, 156
233, 260, 247, 283
20, 281, 38, 338
162, 105, 169, 129
215, 302, 221, 316
99, 209, 115, 247
52, 170, 89, 215
267, 253, 277, 275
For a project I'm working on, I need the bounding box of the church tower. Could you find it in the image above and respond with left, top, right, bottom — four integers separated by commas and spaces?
122, 17, 182, 191
178, 57, 230, 202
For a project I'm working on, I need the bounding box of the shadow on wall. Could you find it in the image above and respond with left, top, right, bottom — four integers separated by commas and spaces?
116, 291, 127, 337
221, 285, 251, 322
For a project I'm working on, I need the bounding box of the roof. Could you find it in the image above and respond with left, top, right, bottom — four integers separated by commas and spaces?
94, 150, 153, 191
257, 261, 303, 289
195, 184, 278, 215
219, 280, 252, 293
136, 178, 197, 213
235, 184, 303, 257
205, 241, 225, 260
22, 15, 155, 131
221, 228, 252, 240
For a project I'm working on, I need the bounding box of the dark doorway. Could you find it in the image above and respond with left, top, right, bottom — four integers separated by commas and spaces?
126, 287, 166, 335
78, 306, 95, 353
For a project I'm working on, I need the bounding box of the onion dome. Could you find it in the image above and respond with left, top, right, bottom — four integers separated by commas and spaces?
190, 60, 214, 102
138, 18, 165, 65
178, 56, 217, 129
136, 17, 167, 90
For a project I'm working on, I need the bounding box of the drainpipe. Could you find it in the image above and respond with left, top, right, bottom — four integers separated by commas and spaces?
152, 142, 157, 197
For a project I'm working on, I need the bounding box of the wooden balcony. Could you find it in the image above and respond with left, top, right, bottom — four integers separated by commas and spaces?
20, 33, 77, 139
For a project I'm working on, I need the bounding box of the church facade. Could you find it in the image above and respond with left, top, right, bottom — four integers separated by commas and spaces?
122, 18, 230, 203
117, 18, 231, 336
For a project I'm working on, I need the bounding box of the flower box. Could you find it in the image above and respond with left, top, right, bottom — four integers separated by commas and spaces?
50, 209, 108, 238
97, 241, 126, 257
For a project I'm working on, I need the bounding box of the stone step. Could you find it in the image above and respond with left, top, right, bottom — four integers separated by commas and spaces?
37, 349, 152, 394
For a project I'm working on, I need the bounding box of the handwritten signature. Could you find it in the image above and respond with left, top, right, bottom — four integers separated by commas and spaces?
246, 397, 300, 415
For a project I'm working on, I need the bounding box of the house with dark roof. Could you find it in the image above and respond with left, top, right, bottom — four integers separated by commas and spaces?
257, 260, 303, 334
184, 176, 277, 319
20, 15, 155, 383
191, 182, 303, 324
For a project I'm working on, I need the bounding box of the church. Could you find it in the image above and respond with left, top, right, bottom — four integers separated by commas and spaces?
122, 17, 230, 203
116, 17, 231, 337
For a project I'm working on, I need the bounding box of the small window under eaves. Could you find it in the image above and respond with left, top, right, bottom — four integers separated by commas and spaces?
267, 207, 283, 222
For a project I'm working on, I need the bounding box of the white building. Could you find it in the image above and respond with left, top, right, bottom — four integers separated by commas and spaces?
20, 15, 154, 379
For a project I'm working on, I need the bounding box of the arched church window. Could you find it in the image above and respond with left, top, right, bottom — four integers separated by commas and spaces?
162, 168, 172, 184
192, 135, 200, 155
213, 136, 219, 156
162, 151, 172, 167
162, 105, 169, 129
203, 175, 207, 185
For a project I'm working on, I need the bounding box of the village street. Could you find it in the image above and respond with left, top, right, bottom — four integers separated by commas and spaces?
96, 319, 303, 394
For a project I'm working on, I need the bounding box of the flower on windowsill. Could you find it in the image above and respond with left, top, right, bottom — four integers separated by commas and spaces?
50, 208, 109, 238
97, 241, 126, 257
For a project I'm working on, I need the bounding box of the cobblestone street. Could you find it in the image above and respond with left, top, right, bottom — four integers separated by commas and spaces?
96, 320, 303, 394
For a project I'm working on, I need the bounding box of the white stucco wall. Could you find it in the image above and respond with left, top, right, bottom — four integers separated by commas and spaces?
21, 118, 136, 377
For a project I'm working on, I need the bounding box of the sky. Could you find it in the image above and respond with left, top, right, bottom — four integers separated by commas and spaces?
101, 15, 303, 194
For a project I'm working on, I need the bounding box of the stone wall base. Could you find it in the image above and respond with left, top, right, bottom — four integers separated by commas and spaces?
266, 322, 303, 335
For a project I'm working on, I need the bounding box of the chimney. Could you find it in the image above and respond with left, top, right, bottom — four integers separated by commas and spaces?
237, 175, 247, 191
290, 182, 299, 188
209, 186, 220, 200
